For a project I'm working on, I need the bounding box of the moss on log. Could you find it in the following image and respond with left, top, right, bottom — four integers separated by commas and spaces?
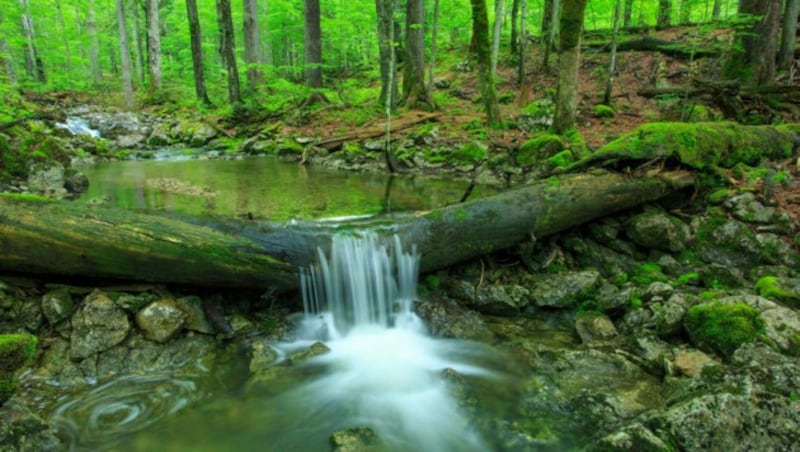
0, 171, 695, 290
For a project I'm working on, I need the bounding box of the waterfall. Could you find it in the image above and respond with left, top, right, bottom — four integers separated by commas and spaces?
300, 233, 422, 338
56, 116, 101, 138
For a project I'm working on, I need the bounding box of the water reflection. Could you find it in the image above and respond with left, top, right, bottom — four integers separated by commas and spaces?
77, 157, 494, 221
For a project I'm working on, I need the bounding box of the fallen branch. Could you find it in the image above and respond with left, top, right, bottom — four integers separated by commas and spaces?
316, 111, 441, 150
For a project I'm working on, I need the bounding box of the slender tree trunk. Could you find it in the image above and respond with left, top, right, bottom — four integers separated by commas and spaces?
543, 0, 561, 70
510, 0, 520, 54
623, 0, 634, 27
116, 0, 135, 109
679, 0, 691, 23
243, 0, 264, 89
55, 0, 72, 74
185, 0, 211, 105
542, 0, 554, 34
130, 1, 144, 83
146, 0, 162, 90
603, 0, 622, 105
216, 0, 242, 104
712, 0, 722, 19
553, 0, 587, 134
87, 0, 101, 83
20, 0, 45, 83
376, 0, 399, 106
491, 0, 504, 77
778, 0, 800, 70
304, 0, 323, 88
72, 0, 88, 74
429, 0, 440, 89
657, 0, 672, 29
0, 12, 18, 84
518, 0, 527, 88
730, 0, 781, 85
471, 0, 501, 126
403, 0, 434, 109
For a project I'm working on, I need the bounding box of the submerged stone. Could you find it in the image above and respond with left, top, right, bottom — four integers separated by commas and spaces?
329, 426, 380, 452
70, 291, 130, 360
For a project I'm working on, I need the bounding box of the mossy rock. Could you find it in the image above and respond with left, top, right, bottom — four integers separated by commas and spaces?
684, 301, 765, 359
453, 141, 488, 164
594, 104, 615, 118
517, 134, 566, 166
565, 122, 800, 172
546, 150, 575, 168
0, 333, 38, 403
755, 276, 800, 307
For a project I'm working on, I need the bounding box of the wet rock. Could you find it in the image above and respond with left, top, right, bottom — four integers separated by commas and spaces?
70, 291, 131, 360
27, 164, 66, 197
147, 123, 173, 146
190, 124, 217, 147
415, 297, 494, 341
724, 295, 800, 356
135, 299, 187, 343
174, 296, 214, 334
0, 399, 62, 451
41, 288, 74, 325
449, 281, 529, 315
625, 335, 671, 376
115, 133, 147, 149
730, 342, 800, 396
248, 338, 279, 374
640, 281, 674, 302
591, 423, 669, 451
329, 426, 380, 452
647, 392, 800, 450
626, 208, 691, 252
288, 341, 330, 364
114, 292, 158, 313
754, 275, 800, 308
724, 192, 776, 224
88, 111, 143, 138
652, 293, 691, 337
528, 270, 601, 308
671, 349, 718, 377
241, 135, 274, 154
699, 263, 743, 288
63, 169, 89, 196
561, 237, 637, 278
574, 312, 618, 344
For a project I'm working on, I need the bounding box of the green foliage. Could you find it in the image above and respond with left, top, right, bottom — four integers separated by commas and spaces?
685, 301, 765, 358
452, 142, 488, 163
0, 333, 38, 403
632, 262, 668, 285
546, 150, 575, 168
517, 134, 565, 166
677, 272, 700, 285
755, 276, 800, 304
594, 104, 615, 118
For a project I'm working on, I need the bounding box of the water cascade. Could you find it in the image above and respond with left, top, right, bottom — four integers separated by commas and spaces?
56, 116, 101, 138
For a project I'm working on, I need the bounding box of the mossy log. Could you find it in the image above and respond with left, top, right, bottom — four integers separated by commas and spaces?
562, 122, 800, 174
0, 170, 695, 291
583, 35, 722, 59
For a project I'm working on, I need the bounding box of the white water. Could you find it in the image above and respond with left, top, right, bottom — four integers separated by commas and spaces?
56, 116, 101, 138
288, 232, 492, 451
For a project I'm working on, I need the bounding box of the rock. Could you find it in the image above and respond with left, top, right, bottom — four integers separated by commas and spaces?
754, 275, 800, 308
249, 338, 279, 374
174, 296, 214, 334
63, 170, 89, 196
575, 313, 618, 344
528, 270, 601, 308
329, 426, 380, 452
640, 281, 674, 302
724, 192, 776, 224
88, 111, 142, 138
70, 291, 131, 360
415, 296, 494, 341
648, 392, 800, 450
723, 295, 800, 356
190, 124, 217, 147
241, 135, 274, 154
135, 299, 187, 343
561, 237, 638, 278
448, 281, 529, 315
591, 423, 669, 451
672, 349, 718, 377
699, 263, 743, 288
652, 293, 691, 337
147, 123, 173, 146
115, 133, 147, 149
288, 341, 330, 364
41, 288, 74, 325
626, 208, 691, 252
0, 399, 62, 451
27, 163, 66, 197
626, 335, 671, 376
0, 333, 38, 402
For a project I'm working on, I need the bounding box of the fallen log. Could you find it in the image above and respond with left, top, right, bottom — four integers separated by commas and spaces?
316, 111, 441, 150
583, 35, 723, 59
0, 170, 694, 290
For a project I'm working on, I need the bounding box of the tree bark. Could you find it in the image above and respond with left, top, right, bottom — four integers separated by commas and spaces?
130, 0, 144, 83
403, 0, 434, 109
602, 0, 622, 105
553, 0, 587, 134
518, 0, 527, 89
729, 0, 781, 85
543, 0, 560, 69
470, 0, 501, 126
20, 0, 45, 83
0, 171, 695, 291
87, 0, 101, 83
216, 0, 242, 104
0, 11, 18, 84
778, 0, 800, 70
376, 0, 398, 106
146, 0, 162, 90
712, 0, 722, 19
186, 0, 211, 105
510, 0, 520, 54
429, 0, 440, 89
657, 0, 672, 29
623, 0, 633, 28
491, 0, 504, 77
116, 0, 135, 109
243, 0, 264, 89
304, 0, 323, 88
56, 0, 72, 75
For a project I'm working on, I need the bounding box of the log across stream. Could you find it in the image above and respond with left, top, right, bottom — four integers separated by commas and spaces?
0, 170, 695, 290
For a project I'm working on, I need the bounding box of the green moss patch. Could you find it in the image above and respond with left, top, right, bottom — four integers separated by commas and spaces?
594, 104, 615, 118
0, 333, 38, 403
685, 301, 765, 359
755, 276, 800, 306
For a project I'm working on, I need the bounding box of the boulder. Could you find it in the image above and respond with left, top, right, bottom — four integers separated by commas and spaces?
190, 124, 218, 147
528, 270, 601, 308
626, 208, 691, 252
70, 291, 131, 360
575, 313, 618, 344
41, 288, 74, 325
135, 299, 187, 343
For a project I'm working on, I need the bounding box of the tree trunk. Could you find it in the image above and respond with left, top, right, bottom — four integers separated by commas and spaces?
376, 0, 399, 106
304, 0, 323, 88
243, 0, 264, 89
712, 0, 722, 19
403, 0, 434, 109
542, 0, 554, 34
185, 0, 211, 105
657, 0, 672, 28
20, 0, 45, 83
778, 0, 800, 70
553, 0, 587, 134
543, 0, 560, 70
146, 0, 162, 90
491, 0, 504, 77
678, 0, 691, 24
130, 1, 144, 83
603, 0, 622, 105
623, 0, 633, 27
729, 0, 780, 85
510, 0, 520, 54
471, 0, 501, 127
87, 0, 101, 83
0, 171, 695, 291
0, 11, 18, 84
518, 0, 528, 95
429, 0, 440, 89
216, 0, 242, 104
116, 0, 135, 109
56, 0, 72, 75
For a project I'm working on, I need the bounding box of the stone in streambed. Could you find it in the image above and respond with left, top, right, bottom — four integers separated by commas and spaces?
135, 299, 187, 343
70, 291, 130, 360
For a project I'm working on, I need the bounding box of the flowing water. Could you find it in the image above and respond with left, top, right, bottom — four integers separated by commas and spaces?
56, 116, 101, 138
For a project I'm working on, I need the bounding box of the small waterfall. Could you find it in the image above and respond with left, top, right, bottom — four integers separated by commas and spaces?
57, 116, 101, 138
300, 233, 420, 338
